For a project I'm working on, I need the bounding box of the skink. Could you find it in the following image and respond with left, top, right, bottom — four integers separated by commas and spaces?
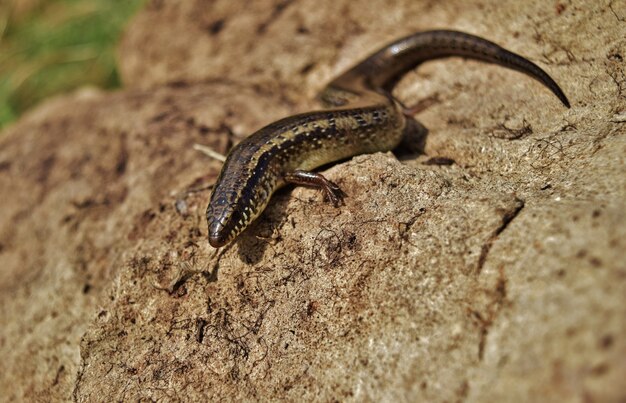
206, 30, 570, 248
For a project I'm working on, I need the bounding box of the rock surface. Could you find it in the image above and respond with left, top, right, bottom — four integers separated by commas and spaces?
0, 0, 624, 401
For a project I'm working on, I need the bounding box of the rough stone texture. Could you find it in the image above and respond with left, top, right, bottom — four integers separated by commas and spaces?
1, 0, 625, 401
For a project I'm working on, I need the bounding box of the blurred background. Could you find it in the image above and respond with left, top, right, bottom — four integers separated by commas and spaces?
0, 0, 145, 130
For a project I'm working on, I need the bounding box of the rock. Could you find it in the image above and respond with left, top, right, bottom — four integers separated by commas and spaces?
1, 0, 624, 401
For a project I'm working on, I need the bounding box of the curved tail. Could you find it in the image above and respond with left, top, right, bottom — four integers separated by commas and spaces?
324, 30, 570, 108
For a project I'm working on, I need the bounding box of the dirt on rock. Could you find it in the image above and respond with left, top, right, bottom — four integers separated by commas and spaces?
0, 0, 624, 401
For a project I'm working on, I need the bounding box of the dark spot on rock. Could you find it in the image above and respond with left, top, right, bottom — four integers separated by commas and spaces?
307, 301, 319, 316
37, 154, 56, 184
168, 80, 189, 88
495, 277, 507, 299
423, 156, 455, 166
188, 226, 202, 239
60, 214, 73, 225
82, 284, 91, 294
556, 269, 566, 277
196, 318, 207, 343
173, 284, 187, 298
0, 160, 11, 171
115, 148, 128, 176
52, 365, 65, 386
589, 256, 602, 267
576, 249, 587, 258
297, 25, 309, 34
555, 2, 566, 14
599, 334, 614, 350
164, 229, 177, 243
592, 209, 601, 218
141, 209, 156, 224
590, 362, 609, 376
72, 198, 96, 209
299, 62, 315, 75
257, 0, 294, 34
207, 18, 225, 35
273, 1, 290, 14
151, 112, 170, 122
345, 232, 358, 250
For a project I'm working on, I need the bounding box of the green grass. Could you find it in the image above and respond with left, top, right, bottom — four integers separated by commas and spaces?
0, 0, 145, 129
